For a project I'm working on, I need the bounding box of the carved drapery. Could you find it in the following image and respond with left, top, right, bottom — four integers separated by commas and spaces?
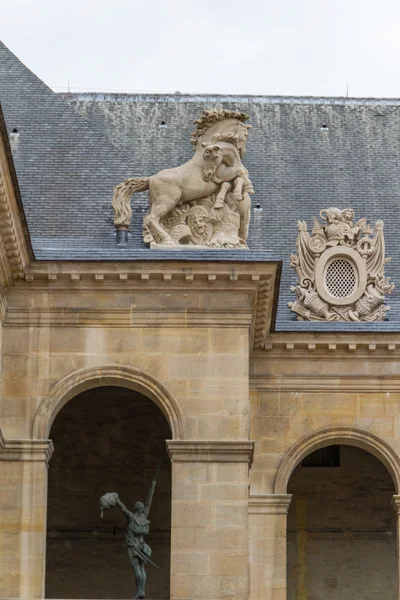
288, 208, 394, 322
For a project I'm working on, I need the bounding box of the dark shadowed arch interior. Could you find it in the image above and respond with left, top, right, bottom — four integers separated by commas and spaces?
287, 444, 396, 600
45, 386, 171, 599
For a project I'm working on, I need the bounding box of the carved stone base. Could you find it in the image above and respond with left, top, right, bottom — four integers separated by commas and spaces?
150, 242, 248, 250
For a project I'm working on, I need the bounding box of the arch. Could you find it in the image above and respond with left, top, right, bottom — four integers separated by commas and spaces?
33, 365, 185, 440
274, 426, 400, 494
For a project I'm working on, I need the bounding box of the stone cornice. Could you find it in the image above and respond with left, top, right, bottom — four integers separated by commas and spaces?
5, 262, 279, 349
254, 332, 400, 356
167, 440, 255, 464
21, 260, 278, 284
249, 494, 292, 514
253, 276, 274, 348
0, 429, 54, 464
0, 112, 31, 284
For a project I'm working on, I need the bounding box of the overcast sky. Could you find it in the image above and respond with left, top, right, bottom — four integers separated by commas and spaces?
2, 0, 400, 98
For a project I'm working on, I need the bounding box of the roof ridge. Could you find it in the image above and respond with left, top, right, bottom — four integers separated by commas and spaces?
60, 91, 400, 106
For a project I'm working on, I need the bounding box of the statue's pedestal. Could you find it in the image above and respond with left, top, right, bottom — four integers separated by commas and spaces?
150, 242, 248, 249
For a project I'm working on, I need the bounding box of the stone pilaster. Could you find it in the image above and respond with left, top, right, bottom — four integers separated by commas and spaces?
167, 440, 254, 600
0, 430, 53, 599
248, 494, 292, 600
392, 495, 400, 600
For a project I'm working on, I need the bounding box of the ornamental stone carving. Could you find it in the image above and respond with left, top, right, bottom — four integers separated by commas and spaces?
112, 109, 254, 249
288, 208, 394, 322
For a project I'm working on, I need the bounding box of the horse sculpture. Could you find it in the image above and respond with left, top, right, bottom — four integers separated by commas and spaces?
112, 109, 254, 248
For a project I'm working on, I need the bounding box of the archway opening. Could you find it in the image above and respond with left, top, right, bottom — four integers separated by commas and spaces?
45, 386, 171, 599
287, 444, 396, 600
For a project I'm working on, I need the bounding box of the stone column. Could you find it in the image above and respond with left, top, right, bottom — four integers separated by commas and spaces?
0, 432, 53, 599
392, 495, 400, 600
248, 494, 292, 600
167, 440, 254, 600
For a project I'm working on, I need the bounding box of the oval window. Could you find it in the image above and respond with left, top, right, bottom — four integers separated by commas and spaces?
325, 257, 357, 300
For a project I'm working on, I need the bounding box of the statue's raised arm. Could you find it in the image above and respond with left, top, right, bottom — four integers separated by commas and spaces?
144, 476, 157, 517
116, 496, 133, 519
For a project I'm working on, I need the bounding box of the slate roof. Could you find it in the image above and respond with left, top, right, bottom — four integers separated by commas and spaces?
57, 93, 400, 332
1, 40, 400, 332
0, 40, 136, 247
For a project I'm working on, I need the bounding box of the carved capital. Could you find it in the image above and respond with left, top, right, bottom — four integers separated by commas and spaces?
249, 494, 292, 515
167, 440, 254, 464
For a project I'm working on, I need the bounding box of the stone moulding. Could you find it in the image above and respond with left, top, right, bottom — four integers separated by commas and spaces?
288, 208, 394, 322
0, 429, 53, 464
4, 306, 253, 330
0, 119, 30, 283
248, 494, 292, 514
32, 365, 185, 441
250, 374, 400, 392
167, 440, 255, 464
260, 336, 400, 354
391, 495, 400, 514
253, 276, 273, 348
274, 426, 400, 495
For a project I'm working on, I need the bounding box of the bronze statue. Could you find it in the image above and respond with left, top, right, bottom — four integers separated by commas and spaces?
100, 476, 158, 599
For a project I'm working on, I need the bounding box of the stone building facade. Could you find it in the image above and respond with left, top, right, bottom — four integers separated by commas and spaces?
1, 40, 400, 600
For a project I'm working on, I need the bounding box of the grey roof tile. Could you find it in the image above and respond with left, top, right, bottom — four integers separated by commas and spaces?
0, 40, 135, 243
1, 40, 400, 332
63, 93, 400, 332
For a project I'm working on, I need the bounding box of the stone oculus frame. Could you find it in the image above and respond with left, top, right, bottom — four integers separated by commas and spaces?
315, 246, 367, 306
289, 207, 394, 322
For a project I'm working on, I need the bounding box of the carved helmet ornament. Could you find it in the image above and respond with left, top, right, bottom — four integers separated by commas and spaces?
288, 208, 394, 322
112, 109, 254, 249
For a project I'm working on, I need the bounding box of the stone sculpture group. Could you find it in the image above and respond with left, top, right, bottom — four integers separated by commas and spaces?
111, 115, 395, 324
288, 208, 394, 322
112, 109, 254, 248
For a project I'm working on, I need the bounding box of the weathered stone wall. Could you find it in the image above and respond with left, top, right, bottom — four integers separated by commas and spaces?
0, 322, 249, 441
248, 347, 400, 600
46, 386, 171, 599
2, 274, 400, 600
287, 445, 396, 600
250, 348, 400, 495
0, 317, 251, 600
